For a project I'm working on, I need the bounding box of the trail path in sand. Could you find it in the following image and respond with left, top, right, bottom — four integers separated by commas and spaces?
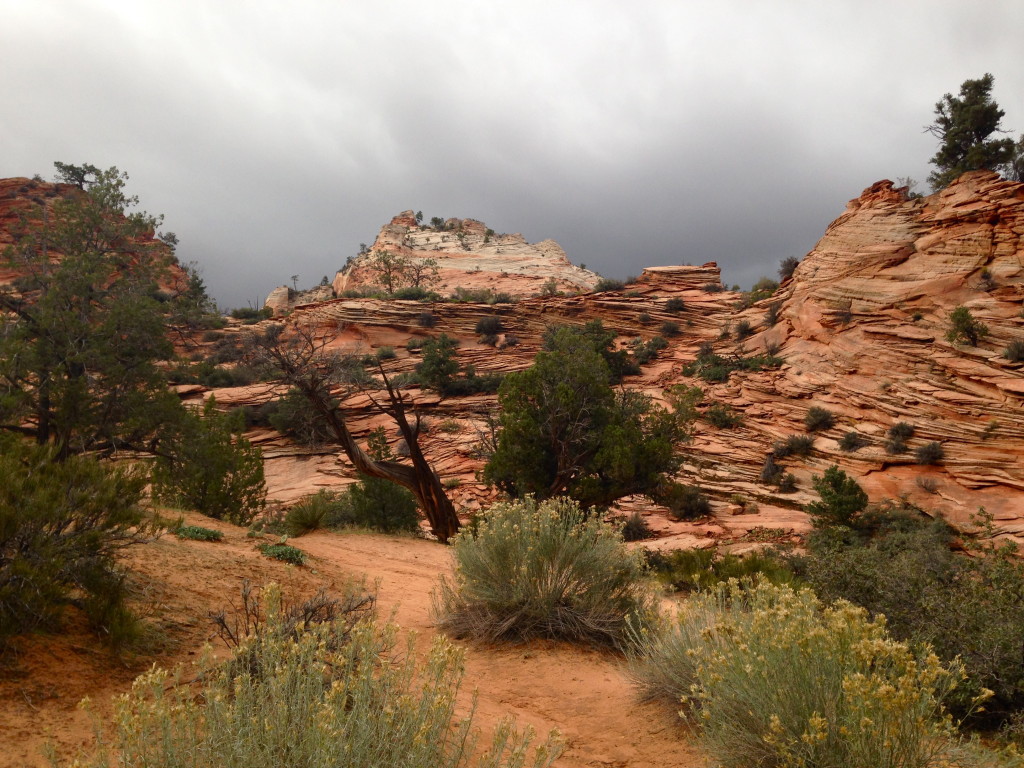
1, 512, 704, 768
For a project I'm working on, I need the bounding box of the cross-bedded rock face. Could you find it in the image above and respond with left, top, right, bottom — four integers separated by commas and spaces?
237, 173, 1024, 544
331, 210, 602, 300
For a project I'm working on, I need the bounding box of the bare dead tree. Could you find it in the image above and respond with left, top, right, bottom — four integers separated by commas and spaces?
248, 323, 461, 542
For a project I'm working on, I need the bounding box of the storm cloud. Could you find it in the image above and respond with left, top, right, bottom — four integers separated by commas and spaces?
4, 1, 1023, 307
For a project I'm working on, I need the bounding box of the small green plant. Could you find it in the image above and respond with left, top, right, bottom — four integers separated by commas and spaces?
285, 490, 340, 536
593, 277, 625, 292
778, 256, 800, 281
174, 525, 223, 542
474, 316, 503, 336
664, 297, 685, 313
434, 496, 655, 648
773, 434, 814, 458
638, 311, 652, 325
619, 511, 654, 542
838, 431, 868, 451
443, 477, 462, 490
704, 403, 743, 429
946, 305, 989, 346
765, 302, 781, 326
886, 421, 916, 454
654, 482, 712, 520
258, 542, 306, 565
417, 311, 437, 327
915, 440, 944, 465
1004, 339, 1024, 362
702, 282, 724, 293
777, 473, 798, 493
628, 581, 965, 768
375, 346, 396, 360
806, 465, 868, 529
734, 319, 753, 340
438, 418, 462, 433
803, 406, 835, 432
659, 320, 681, 337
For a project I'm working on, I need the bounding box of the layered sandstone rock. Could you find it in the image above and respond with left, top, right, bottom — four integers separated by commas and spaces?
226, 173, 1024, 545
330, 211, 602, 301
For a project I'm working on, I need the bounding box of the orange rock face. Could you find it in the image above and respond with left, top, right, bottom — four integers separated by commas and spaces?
229, 173, 1024, 545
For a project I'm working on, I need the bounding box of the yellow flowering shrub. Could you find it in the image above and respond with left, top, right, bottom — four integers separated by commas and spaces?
631, 581, 970, 768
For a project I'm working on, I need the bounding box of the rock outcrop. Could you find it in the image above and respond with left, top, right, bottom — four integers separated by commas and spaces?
332, 211, 601, 300
227, 173, 1024, 545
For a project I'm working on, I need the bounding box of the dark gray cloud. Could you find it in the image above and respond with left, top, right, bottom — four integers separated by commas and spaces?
3, 0, 1022, 307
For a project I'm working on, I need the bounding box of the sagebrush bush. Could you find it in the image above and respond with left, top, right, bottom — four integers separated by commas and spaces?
434, 497, 655, 648
804, 406, 835, 432
0, 440, 155, 647
619, 511, 654, 542
1004, 339, 1024, 362
839, 430, 868, 451
81, 584, 559, 768
915, 440, 944, 465
629, 581, 965, 768
773, 434, 814, 458
664, 297, 685, 313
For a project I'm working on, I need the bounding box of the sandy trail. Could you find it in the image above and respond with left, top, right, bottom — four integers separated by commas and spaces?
0, 514, 703, 767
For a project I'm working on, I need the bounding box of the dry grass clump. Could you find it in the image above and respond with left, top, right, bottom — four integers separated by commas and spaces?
73, 583, 559, 768
629, 581, 970, 768
434, 497, 655, 648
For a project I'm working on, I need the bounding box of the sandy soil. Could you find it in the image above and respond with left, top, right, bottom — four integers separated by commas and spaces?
0, 513, 704, 768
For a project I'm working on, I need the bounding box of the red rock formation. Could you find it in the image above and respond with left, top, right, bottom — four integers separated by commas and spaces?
231, 173, 1024, 545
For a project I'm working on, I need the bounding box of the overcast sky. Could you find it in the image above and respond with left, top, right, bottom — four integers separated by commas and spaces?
4, 1, 1023, 308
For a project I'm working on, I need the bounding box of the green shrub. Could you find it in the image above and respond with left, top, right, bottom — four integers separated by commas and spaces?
765, 301, 781, 326
474, 316, 504, 336
664, 297, 685, 313
628, 581, 964, 768
804, 406, 835, 432
946, 305, 989, 346
285, 491, 340, 536
778, 256, 800, 281
659, 320, 681, 338
229, 306, 273, 322
345, 477, 420, 534
619, 511, 655, 542
258, 543, 306, 565
593, 277, 625, 292
89, 584, 559, 768
434, 497, 655, 648
801, 511, 1024, 724
734, 319, 753, 340
417, 311, 437, 327
704, 403, 743, 428
838, 431, 868, 451
702, 282, 724, 293
152, 397, 267, 526
773, 434, 814, 458
885, 421, 916, 454
1003, 339, 1024, 362
915, 441, 944, 465
777, 472, 798, 493
375, 345, 396, 360
174, 525, 223, 542
654, 482, 712, 520
0, 440, 154, 647
638, 311, 653, 324
806, 465, 868, 529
